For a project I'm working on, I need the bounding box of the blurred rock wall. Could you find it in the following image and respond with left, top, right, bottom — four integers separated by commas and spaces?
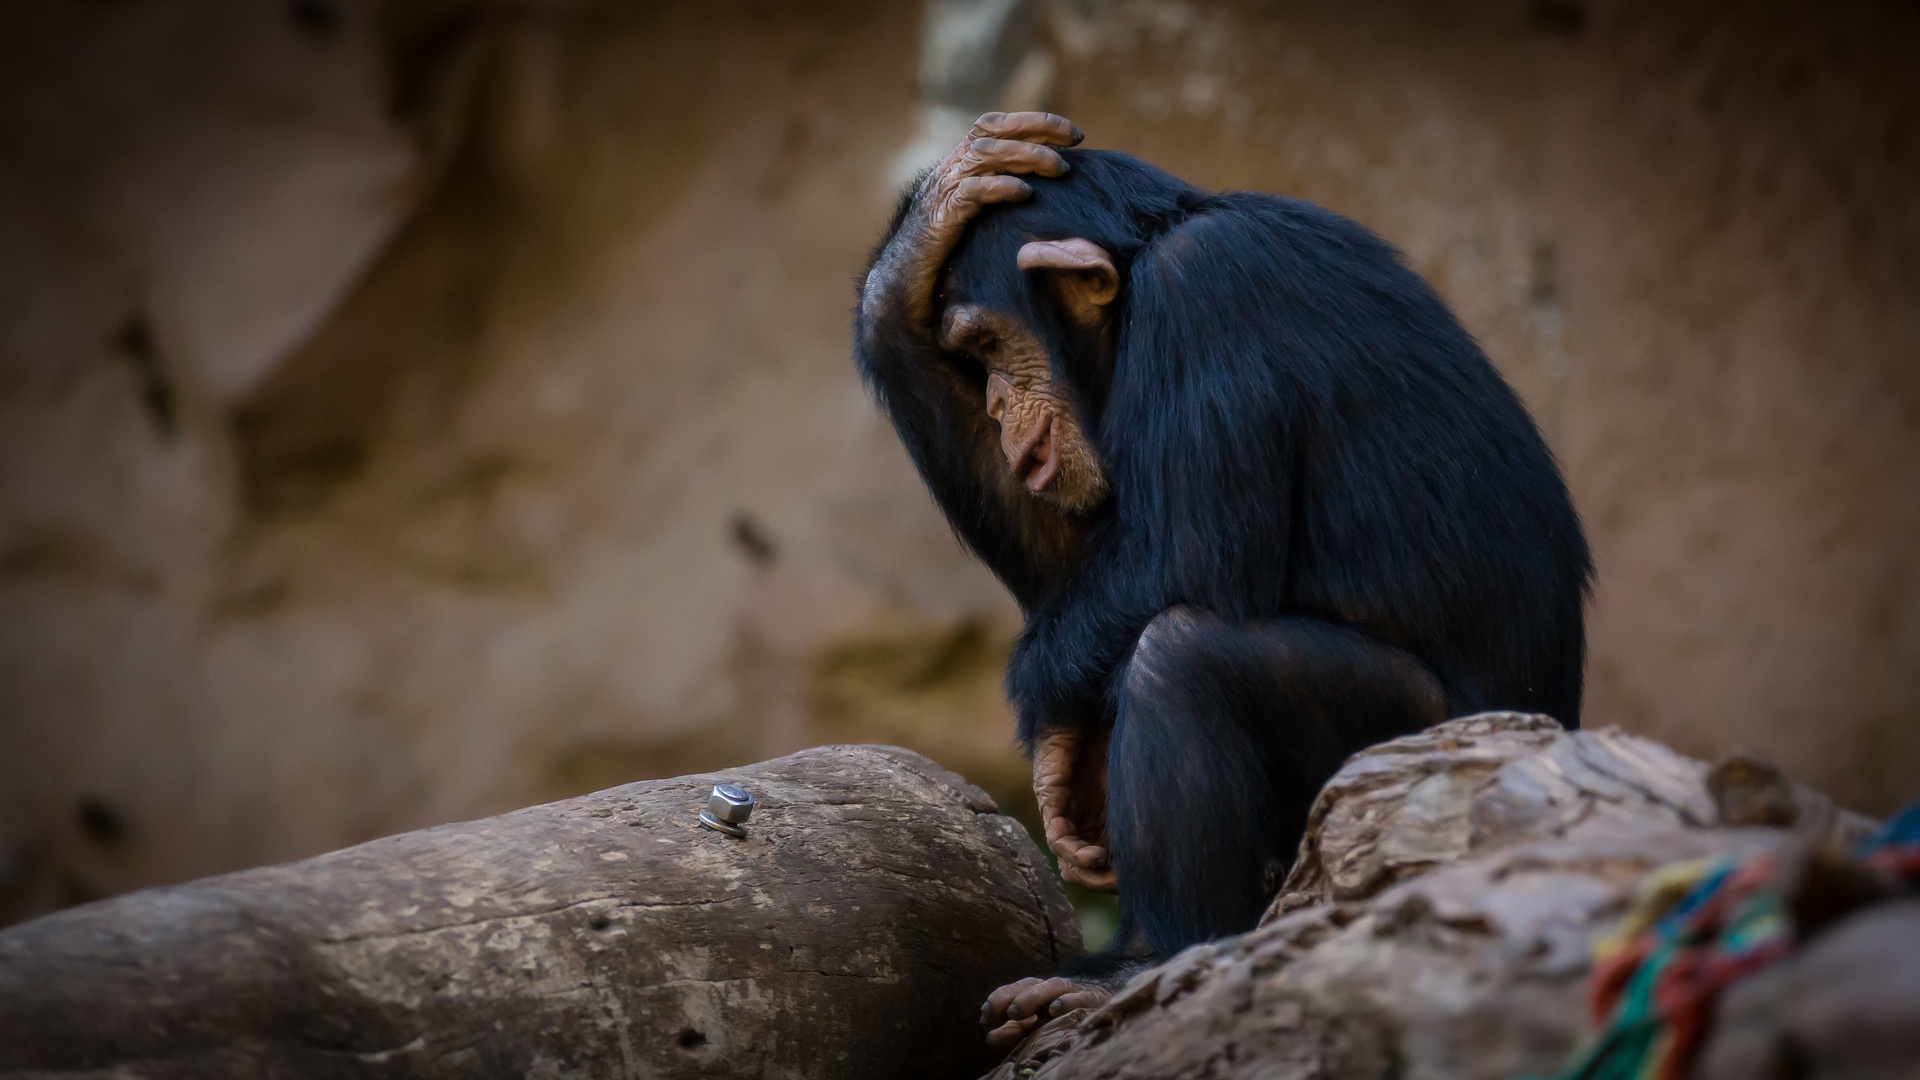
1, 0, 1915, 925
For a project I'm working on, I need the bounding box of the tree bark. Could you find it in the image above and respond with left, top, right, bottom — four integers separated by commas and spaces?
0, 745, 1080, 1080
987, 713, 1885, 1080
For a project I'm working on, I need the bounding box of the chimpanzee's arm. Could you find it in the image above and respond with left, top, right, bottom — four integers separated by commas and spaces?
1005, 204, 1311, 744
1004, 536, 1183, 743
854, 114, 1085, 607
854, 289, 1080, 607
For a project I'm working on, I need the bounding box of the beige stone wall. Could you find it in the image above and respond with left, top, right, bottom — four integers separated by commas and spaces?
1, 0, 1914, 925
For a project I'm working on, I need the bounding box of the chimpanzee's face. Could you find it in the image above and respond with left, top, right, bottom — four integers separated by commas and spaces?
940, 303, 1110, 513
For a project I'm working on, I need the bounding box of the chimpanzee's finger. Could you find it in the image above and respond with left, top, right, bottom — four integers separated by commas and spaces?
963, 137, 1070, 178
982, 976, 1044, 1025
1041, 809, 1076, 847
1048, 831, 1096, 867
1009, 976, 1078, 1022
953, 174, 1032, 211
971, 111, 1085, 146
1061, 862, 1119, 892
1048, 827, 1105, 868
1051, 988, 1113, 1016
1068, 843, 1109, 870
986, 1016, 1041, 1054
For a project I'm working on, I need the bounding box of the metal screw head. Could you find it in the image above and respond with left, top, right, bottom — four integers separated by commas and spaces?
700, 783, 754, 838
709, 784, 754, 824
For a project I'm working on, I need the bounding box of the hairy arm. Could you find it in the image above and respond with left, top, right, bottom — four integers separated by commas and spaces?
1007, 206, 1305, 739
854, 113, 1085, 606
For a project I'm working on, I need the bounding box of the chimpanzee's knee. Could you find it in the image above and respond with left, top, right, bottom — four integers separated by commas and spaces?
1113, 607, 1253, 789
1121, 605, 1214, 704
1106, 611, 1450, 959
1108, 609, 1286, 955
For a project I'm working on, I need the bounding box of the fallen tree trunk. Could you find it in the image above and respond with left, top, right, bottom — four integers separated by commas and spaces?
0, 745, 1080, 1080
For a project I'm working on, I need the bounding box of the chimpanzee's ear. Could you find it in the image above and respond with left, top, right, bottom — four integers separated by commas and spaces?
1018, 239, 1118, 330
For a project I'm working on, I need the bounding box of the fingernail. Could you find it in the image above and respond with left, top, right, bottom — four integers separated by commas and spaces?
1007, 1004, 1022, 1019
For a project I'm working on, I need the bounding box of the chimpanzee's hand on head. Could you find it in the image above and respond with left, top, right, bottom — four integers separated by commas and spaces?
914, 112, 1080, 250
860, 112, 1083, 330
1035, 727, 1118, 893
980, 976, 1114, 1055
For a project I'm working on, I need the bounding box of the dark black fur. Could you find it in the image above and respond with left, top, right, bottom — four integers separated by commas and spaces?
854, 150, 1591, 965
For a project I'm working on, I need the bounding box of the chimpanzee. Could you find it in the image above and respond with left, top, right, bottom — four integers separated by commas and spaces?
854, 113, 1591, 1050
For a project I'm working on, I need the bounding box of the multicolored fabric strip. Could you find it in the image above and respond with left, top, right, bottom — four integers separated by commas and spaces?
1521, 800, 1920, 1080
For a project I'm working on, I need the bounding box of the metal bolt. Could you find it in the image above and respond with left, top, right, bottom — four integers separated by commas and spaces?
699, 783, 754, 838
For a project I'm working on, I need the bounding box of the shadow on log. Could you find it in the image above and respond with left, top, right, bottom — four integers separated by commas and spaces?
0, 745, 1080, 1079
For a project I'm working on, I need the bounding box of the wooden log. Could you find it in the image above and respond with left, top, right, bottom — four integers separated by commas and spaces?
986, 714, 1879, 1080
0, 745, 1080, 1080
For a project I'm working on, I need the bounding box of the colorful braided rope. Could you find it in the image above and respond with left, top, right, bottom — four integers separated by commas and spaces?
1523, 801, 1920, 1080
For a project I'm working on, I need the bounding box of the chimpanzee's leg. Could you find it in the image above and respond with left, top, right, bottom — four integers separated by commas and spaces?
981, 608, 1447, 1047
1107, 608, 1447, 958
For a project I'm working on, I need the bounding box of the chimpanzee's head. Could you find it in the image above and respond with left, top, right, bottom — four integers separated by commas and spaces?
937, 150, 1198, 513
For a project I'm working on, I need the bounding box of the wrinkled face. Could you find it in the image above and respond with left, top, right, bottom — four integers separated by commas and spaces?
941, 303, 1110, 513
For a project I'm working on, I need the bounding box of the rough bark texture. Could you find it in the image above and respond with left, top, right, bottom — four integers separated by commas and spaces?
0, 745, 1080, 1080
989, 713, 1898, 1080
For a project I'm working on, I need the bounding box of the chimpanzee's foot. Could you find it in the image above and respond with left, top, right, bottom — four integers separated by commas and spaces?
981, 976, 1114, 1053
